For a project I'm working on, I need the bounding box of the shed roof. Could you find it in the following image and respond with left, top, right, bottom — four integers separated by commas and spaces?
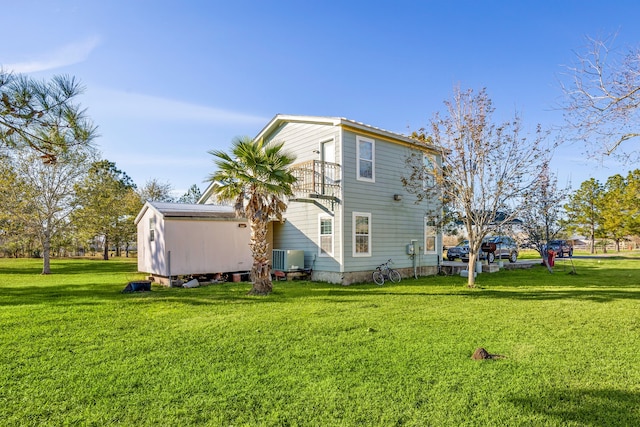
135, 201, 239, 224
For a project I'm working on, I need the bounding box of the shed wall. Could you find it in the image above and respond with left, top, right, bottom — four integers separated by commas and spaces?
137, 208, 167, 276
163, 218, 253, 276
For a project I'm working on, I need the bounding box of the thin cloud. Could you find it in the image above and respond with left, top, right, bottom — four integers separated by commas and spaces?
113, 154, 211, 168
88, 87, 269, 125
4, 36, 101, 73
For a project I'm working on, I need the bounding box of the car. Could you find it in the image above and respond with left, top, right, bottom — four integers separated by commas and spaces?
547, 239, 573, 257
461, 235, 519, 263
446, 240, 469, 261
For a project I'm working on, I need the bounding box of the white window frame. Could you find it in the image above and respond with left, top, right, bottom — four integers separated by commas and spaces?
318, 214, 334, 257
424, 218, 437, 254
423, 154, 435, 188
356, 136, 375, 182
149, 217, 155, 242
352, 212, 372, 257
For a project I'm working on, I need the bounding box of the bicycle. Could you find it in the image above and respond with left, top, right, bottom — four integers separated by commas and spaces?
372, 259, 401, 285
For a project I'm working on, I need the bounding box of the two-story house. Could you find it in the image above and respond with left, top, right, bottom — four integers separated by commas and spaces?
201, 114, 443, 285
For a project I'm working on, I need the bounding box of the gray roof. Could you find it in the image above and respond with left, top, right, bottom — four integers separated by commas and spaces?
255, 114, 437, 149
135, 201, 240, 224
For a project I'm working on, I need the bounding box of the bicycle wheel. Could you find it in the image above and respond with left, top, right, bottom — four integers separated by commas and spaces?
372, 270, 385, 285
388, 269, 401, 283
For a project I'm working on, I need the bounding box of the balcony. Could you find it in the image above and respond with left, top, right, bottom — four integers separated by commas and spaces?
290, 160, 341, 203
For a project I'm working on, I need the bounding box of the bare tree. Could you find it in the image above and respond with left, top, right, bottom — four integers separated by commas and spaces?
404, 87, 548, 287
0, 150, 91, 273
138, 178, 175, 203
518, 162, 569, 257
560, 34, 640, 159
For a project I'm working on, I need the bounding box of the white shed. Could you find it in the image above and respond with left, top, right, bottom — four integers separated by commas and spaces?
135, 202, 253, 284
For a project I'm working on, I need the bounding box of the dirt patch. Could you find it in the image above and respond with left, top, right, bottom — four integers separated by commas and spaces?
471, 347, 505, 360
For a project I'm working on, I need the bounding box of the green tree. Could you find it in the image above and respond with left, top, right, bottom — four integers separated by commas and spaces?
0, 72, 97, 162
207, 137, 296, 295
564, 178, 604, 254
600, 174, 628, 252
114, 189, 143, 257
178, 184, 202, 204
0, 157, 30, 257
73, 160, 138, 260
0, 150, 91, 273
625, 170, 640, 236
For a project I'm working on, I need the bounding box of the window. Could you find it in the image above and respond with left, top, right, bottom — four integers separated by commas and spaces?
319, 215, 333, 256
353, 212, 371, 256
424, 219, 437, 254
149, 217, 155, 242
356, 136, 374, 182
423, 155, 435, 188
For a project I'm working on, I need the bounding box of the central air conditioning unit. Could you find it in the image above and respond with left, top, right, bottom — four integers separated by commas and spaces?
272, 249, 305, 272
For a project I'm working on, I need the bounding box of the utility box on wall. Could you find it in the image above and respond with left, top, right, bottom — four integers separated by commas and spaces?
272, 249, 305, 272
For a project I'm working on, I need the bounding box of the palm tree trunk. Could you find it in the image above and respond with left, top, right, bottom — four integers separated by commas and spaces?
247, 218, 272, 295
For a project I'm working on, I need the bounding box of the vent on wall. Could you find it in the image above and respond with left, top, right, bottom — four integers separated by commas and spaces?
272, 249, 305, 272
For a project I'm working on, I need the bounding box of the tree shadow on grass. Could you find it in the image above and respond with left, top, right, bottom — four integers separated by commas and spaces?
466, 288, 640, 302
0, 281, 326, 307
2, 264, 639, 307
0, 259, 138, 276
510, 387, 640, 426
0, 283, 137, 307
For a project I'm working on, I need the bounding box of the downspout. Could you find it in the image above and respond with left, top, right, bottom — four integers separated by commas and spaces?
411, 239, 418, 279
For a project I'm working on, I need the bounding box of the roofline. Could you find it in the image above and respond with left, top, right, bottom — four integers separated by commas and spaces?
197, 181, 218, 204
256, 114, 438, 153
135, 201, 239, 224
134, 202, 152, 225
199, 114, 441, 200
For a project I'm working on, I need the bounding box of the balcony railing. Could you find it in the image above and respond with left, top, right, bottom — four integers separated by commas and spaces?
290, 160, 341, 200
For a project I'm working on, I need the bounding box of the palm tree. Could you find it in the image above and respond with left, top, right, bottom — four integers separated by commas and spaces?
208, 137, 296, 295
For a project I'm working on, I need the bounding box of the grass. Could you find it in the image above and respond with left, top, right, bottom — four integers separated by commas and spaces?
1, 256, 639, 426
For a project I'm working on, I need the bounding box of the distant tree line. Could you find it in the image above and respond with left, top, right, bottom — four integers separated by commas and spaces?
0, 71, 201, 273
564, 171, 640, 253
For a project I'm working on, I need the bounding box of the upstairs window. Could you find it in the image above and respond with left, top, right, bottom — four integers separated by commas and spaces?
356, 136, 375, 182
423, 155, 435, 188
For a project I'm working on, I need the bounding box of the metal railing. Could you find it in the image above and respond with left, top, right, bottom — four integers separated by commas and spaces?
290, 160, 341, 198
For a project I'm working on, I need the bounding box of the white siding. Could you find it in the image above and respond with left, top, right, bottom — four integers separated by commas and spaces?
137, 208, 167, 276
136, 205, 254, 277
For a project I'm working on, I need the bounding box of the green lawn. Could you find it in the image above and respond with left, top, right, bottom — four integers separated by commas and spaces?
1, 256, 639, 426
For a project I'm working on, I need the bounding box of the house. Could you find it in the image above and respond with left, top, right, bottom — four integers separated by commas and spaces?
135, 201, 253, 285
200, 114, 443, 285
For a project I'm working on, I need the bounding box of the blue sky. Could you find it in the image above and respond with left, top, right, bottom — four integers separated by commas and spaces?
3, 0, 639, 196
